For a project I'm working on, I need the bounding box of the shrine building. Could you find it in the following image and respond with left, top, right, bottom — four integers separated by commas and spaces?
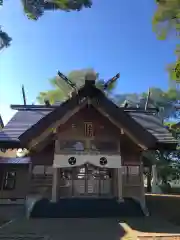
0, 74, 177, 217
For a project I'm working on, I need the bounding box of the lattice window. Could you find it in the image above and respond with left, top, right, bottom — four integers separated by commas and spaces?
90, 140, 117, 152
122, 166, 140, 185
59, 140, 85, 151
3, 171, 16, 190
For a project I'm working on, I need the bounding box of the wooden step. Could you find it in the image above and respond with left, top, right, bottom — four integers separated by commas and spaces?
31, 175, 53, 181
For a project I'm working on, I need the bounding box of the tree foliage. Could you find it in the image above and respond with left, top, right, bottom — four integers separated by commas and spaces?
21, 0, 92, 20
113, 87, 180, 121
37, 69, 116, 104
167, 45, 180, 84
153, 0, 180, 40
0, 27, 12, 51
142, 87, 180, 120
142, 87, 180, 187
37, 70, 180, 122
0, 1, 12, 50
156, 150, 180, 183
0, 0, 92, 50
153, 0, 180, 85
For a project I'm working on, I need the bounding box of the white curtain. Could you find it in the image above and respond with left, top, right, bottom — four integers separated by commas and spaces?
53, 154, 121, 168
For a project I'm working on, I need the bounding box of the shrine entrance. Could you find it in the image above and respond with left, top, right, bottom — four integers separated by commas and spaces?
59, 164, 113, 198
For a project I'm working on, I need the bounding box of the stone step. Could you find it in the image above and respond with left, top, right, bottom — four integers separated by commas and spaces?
31, 175, 53, 181
29, 198, 145, 218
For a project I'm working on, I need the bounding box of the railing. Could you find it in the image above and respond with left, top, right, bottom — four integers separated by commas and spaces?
58, 179, 112, 198
29, 174, 52, 198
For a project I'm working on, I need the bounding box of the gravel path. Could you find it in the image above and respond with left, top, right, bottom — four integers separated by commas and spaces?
0, 218, 127, 240
0, 217, 180, 240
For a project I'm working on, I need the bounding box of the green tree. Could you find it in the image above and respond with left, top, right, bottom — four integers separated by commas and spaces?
167, 45, 180, 85
140, 87, 180, 192
37, 69, 117, 104
153, 0, 180, 40
153, 0, 180, 85
0, 27, 12, 50
141, 87, 180, 120
113, 87, 180, 121
21, 0, 92, 20
165, 122, 180, 149
156, 151, 180, 185
0, 0, 92, 51
143, 148, 180, 193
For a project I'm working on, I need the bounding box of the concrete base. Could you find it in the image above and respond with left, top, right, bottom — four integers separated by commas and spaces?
152, 184, 162, 194
25, 194, 42, 218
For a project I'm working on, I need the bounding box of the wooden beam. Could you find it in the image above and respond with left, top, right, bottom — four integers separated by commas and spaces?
145, 88, 151, 111
22, 85, 27, 106
11, 105, 56, 111
91, 100, 147, 150
29, 133, 55, 153
28, 99, 88, 150
123, 108, 158, 113
10, 104, 159, 112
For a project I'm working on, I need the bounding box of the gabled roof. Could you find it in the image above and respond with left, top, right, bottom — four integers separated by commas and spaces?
0, 110, 50, 148
18, 84, 157, 150
0, 81, 177, 150
128, 112, 177, 144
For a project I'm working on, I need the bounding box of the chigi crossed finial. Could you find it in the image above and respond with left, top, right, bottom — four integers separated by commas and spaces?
56, 70, 120, 95
103, 73, 120, 90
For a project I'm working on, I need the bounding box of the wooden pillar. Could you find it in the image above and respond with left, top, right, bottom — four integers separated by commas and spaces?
116, 139, 123, 201
139, 161, 146, 209
117, 168, 123, 201
112, 169, 117, 197
152, 165, 158, 187
152, 164, 161, 194
51, 167, 59, 202
27, 162, 32, 197
0, 166, 5, 204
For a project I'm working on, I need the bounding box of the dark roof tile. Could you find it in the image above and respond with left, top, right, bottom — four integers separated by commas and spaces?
0, 110, 51, 142
0, 157, 30, 164
129, 112, 177, 143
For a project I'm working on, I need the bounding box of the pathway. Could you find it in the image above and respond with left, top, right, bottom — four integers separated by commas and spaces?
0, 217, 180, 239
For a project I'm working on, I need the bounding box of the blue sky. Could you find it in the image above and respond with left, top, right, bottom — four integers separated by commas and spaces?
0, 0, 178, 124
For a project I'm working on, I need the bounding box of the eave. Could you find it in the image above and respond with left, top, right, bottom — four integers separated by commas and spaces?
0, 140, 24, 149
